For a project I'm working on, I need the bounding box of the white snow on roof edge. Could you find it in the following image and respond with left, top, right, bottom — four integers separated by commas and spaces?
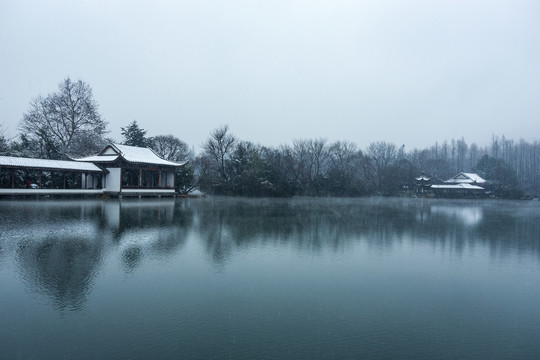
0, 155, 103, 172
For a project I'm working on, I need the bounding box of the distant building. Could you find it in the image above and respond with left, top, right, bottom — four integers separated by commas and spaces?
415, 172, 432, 195
414, 172, 488, 198
431, 172, 487, 198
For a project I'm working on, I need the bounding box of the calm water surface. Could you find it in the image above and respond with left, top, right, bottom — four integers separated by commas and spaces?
1, 197, 540, 359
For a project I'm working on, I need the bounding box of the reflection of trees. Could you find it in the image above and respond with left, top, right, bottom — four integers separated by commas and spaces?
0, 201, 106, 312
192, 198, 417, 267
16, 234, 104, 311
189, 197, 540, 266
404, 200, 540, 258
474, 205, 540, 257
122, 246, 142, 272
117, 226, 189, 272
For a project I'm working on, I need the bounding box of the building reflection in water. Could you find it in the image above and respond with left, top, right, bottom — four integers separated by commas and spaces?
3, 199, 186, 311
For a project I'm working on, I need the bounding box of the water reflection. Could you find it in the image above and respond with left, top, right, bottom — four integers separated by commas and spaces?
122, 246, 142, 272
16, 234, 103, 311
191, 197, 540, 261
100, 199, 178, 235
0, 199, 185, 311
426, 204, 483, 226
1, 197, 539, 313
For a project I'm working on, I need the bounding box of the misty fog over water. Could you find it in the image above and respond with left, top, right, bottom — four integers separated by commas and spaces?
1, 197, 539, 359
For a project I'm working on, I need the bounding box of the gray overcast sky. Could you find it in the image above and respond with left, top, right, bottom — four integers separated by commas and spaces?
1, 0, 539, 152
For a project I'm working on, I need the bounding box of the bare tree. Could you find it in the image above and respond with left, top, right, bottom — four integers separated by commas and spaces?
468, 142, 479, 170
307, 138, 330, 181
202, 125, 237, 183
327, 141, 367, 195
19, 78, 108, 158
328, 141, 359, 174
368, 141, 396, 169
456, 137, 468, 172
152, 135, 192, 162
367, 141, 397, 191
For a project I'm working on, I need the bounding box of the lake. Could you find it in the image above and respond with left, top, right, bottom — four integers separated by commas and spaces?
1, 197, 540, 359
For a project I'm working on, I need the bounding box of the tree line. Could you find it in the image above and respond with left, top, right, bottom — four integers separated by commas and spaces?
1, 78, 539, 198
193, 128, 537, 198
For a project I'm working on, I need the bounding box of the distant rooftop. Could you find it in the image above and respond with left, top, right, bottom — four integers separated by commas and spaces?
444, 172, 486, 184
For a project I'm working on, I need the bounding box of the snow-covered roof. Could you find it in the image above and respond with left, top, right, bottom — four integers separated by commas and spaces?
112, 144, 186, 166
444, 172, 486, 184
74, 144, 187, 167
0, 155, 103, 172
431, 184, 485, 190
74, 154, 119, 163
415, 175, 431, 181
